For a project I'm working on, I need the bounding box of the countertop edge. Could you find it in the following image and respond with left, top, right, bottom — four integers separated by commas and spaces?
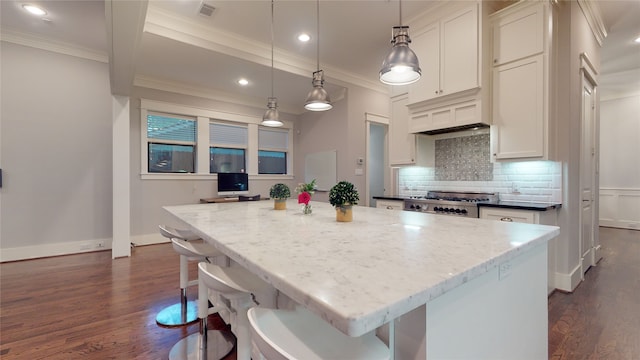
478, 202, 562, 211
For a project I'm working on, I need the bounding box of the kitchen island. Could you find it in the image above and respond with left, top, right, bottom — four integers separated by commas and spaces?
165, 199, 559, 359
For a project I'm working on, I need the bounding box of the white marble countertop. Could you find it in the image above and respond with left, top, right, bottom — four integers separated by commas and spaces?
164, 200, 559, 337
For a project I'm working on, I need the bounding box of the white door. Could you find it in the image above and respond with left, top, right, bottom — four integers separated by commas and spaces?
580, 66, 597, 275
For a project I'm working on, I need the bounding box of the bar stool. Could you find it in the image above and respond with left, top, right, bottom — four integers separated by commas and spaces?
247, 306, 390, 360
171, 262, 272, 360
156, 225, 223, 327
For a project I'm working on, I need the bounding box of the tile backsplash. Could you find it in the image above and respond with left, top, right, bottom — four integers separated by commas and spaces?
435, 134, 492, 181
399, 160, 562, 203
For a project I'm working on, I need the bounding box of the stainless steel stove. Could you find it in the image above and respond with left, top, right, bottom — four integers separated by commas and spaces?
403, 191, 498, 218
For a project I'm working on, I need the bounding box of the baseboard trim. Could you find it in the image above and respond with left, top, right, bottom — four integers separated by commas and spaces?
0, 234, 169, 262
553, 264, 583, 292
0, 238, 113, 263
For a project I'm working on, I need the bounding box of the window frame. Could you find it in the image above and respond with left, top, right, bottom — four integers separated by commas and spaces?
140, 99, 294, 180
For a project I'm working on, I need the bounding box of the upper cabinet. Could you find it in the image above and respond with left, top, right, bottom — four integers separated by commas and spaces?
408, 4, 479, 105
405, 2, 493, 134
492, 3, 544, 66
389, 93, 435, 167
490, 1, 556, 161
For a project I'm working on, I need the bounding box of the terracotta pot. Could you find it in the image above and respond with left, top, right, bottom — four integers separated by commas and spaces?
335, 205, 353, 222
274, 199, 287, 210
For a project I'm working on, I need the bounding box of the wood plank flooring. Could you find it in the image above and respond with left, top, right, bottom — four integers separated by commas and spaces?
1, 227, 638, 359
548, 227, 640, 359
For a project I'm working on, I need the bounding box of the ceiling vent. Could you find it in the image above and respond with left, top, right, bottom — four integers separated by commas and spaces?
198, 2, 216, 17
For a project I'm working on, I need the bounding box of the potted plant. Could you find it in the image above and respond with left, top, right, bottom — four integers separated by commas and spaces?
269, 183, 290, 210
329, 181, 359, 222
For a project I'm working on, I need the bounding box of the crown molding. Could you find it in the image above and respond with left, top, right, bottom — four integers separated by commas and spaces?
134, 75, 304, 115
0, 29, 108, 63
577, 0, 607, 46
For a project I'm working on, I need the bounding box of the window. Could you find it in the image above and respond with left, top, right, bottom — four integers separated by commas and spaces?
147, 113, 196, 173
141, 99, 293, 178
259, 128, 288, 174
209, 122, 247, 173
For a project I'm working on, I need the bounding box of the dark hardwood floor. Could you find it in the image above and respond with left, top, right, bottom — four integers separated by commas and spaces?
1, 227, 638, 359
548, 227, 640, 359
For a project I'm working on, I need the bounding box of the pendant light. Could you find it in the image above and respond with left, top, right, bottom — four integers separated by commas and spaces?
262, 0, 283, 127
304, 0, 332, 111
379, 0, 421, 85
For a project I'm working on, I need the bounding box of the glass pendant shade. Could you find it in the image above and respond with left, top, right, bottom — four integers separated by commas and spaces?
304, 70, 332, 111
262, 97, 283, 127
379, 26, 421, 85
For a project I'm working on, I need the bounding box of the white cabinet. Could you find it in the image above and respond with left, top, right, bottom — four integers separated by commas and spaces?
492, 2, 544, 66
376, 199, 404, 211
408, 4, 479, 105
480, 207, 558, 294
490, 1, 555, 161
409, 99, 482, 134
491, 55, 544, 159
389, 94, 435, 166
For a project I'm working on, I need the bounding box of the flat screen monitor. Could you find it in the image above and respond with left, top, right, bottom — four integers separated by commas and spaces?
217, 172, 249, 196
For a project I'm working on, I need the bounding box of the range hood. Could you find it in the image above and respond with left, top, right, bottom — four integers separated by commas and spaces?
420, 122, 489, 135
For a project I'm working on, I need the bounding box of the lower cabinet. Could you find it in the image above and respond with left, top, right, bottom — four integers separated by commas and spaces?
480, 207, 558, 295
376, 199, 404, 210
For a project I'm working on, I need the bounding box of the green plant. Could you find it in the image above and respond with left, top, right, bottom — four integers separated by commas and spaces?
269, 183, 291, 200
295, 179, 317, 194
329, 181, 359, 208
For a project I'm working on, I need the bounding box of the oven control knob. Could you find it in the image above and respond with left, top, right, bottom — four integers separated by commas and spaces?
461, 209, 468, 214
415, 205, 422, 210
410, 204, 416, 209
443, 208, 450, 212
454, 209, 461, 214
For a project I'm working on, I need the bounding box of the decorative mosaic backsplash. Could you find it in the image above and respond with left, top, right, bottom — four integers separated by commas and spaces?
434, 134, 492, 181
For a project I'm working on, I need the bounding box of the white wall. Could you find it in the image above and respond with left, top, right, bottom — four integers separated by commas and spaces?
599, 94, 640, 229
0, 42, 112, 261
599, 95, 640, 189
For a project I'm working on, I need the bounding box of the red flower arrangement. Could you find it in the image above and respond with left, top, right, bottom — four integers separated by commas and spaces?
298, 191, 311, 205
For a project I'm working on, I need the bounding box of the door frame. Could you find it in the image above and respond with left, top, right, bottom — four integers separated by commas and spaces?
364, 113, 389, 207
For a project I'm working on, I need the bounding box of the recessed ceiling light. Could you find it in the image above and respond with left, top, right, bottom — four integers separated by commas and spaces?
22, 4, 47, 16
237, 78, 249, 86
634, 36, 640, 44
297, 33, 311, 42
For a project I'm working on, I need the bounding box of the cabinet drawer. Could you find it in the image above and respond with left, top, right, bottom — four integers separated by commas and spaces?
480, 208, 537, 224
376, 200, 404, 210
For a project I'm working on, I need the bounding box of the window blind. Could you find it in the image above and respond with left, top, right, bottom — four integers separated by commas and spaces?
210, 123, 248, 146
259, 128, 288, 150
147, 114, 196, 142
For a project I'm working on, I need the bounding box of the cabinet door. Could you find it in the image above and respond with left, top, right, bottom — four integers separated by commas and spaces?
492, 55, 544, 159
389, 94, 416, 165
408, 23, 440, 104
492, 2, 544, 66
441, 4, 479, 94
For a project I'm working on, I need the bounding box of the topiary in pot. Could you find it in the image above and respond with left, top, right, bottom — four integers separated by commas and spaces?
269, 183, 291, 210
329, 181, 359, 222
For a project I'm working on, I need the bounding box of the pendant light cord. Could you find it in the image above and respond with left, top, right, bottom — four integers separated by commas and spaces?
270, 0, 275, 98
316, 0, 320, 72
399, 0, 403, 26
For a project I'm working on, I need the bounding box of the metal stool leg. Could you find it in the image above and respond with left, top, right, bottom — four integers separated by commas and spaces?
168, 266, 235, 360
157, 255, 198, 327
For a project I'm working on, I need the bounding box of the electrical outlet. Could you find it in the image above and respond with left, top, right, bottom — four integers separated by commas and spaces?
499, 261, 512, 280
96, 241, 105, 248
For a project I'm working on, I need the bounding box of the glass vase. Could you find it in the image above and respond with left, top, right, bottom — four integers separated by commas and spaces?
301, 204, 312, 215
